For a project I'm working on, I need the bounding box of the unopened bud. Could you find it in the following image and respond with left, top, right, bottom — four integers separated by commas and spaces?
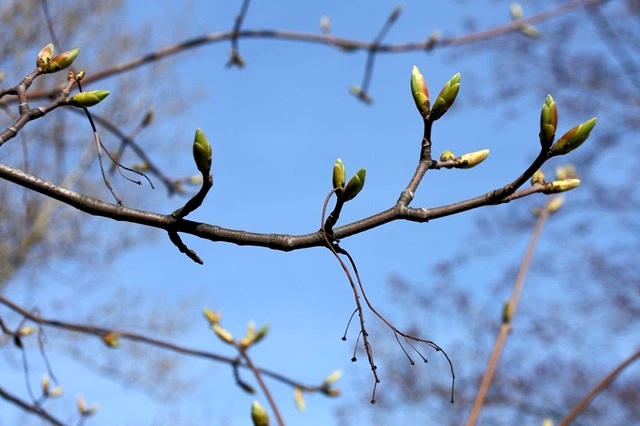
69, 90, 110, 108
430, 73, 461, 121
410, 66, 430, 116
543, 178, 580, 194
550, 118, 597, 155
193, 128, 213, 175
458, 149, 490, 169
342, 168, 366, 201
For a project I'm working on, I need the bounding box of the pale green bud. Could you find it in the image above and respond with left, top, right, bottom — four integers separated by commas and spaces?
342, 167, 366, 201
410, 66, 430, 116
430, 73, 461, 121
333, 158, 346, 193
69, 90, 110, 108
539, 95, 557, 148
192, 128, 212, 174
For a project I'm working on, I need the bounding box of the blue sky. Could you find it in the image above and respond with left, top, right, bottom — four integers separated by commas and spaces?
2, 1, 620, 425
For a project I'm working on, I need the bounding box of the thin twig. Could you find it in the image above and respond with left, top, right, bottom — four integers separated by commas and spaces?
465, 199, 552, 426
559, 348, 640, 426
239, 346, 285, 426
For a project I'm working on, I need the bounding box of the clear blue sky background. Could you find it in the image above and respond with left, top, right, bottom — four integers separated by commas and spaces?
2, 1, 617, 425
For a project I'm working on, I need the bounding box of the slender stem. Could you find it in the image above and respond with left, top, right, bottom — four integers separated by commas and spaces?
465, 199, 551, 426
559, 348, 640, 426
239, 347, 285, 426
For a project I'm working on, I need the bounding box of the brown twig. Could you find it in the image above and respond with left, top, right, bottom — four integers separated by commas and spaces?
0, 296, 329, 394
19, 0, 608, 102
0, 385, 64, 426
239, 346, 285, 426
559, 348, 640, 426
465, 197, 553, 426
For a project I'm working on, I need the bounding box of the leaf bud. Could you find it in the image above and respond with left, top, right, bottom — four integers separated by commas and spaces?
333, 158, 346, 193
550, 118, 597, 156
539, 94, 557, 148
192, 128, 213, 175
342, 167, 366, 201
410, 66, 430, 116
69, 90, 110, 108
44, 48, 80, 73
458, 149, 490, 169
430, 73, 461, 121
543, 178, 581, 194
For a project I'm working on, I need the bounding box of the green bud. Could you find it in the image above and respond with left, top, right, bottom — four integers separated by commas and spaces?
430, 73, 461, 121
530, 169, 545, 185
458, 149, 490, 169
542, 178, 581, 194
251, 400, 270, 426
44, 48, 80, 73
192, 128, 212, 175
440, 150, 456, 162
69, 90, 110, 108
410, 66, 430, 116
539, 95, 557, 148
342, 167, 366, 201
36, 43, 55, 69
550, 118, 597, 155
333, 158, 346, 193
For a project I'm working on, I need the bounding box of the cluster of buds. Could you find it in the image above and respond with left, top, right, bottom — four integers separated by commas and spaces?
36, 43, 80, 73
410, 66, 460, 121
332, 158, 366, 201
539, 94, 597, 155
